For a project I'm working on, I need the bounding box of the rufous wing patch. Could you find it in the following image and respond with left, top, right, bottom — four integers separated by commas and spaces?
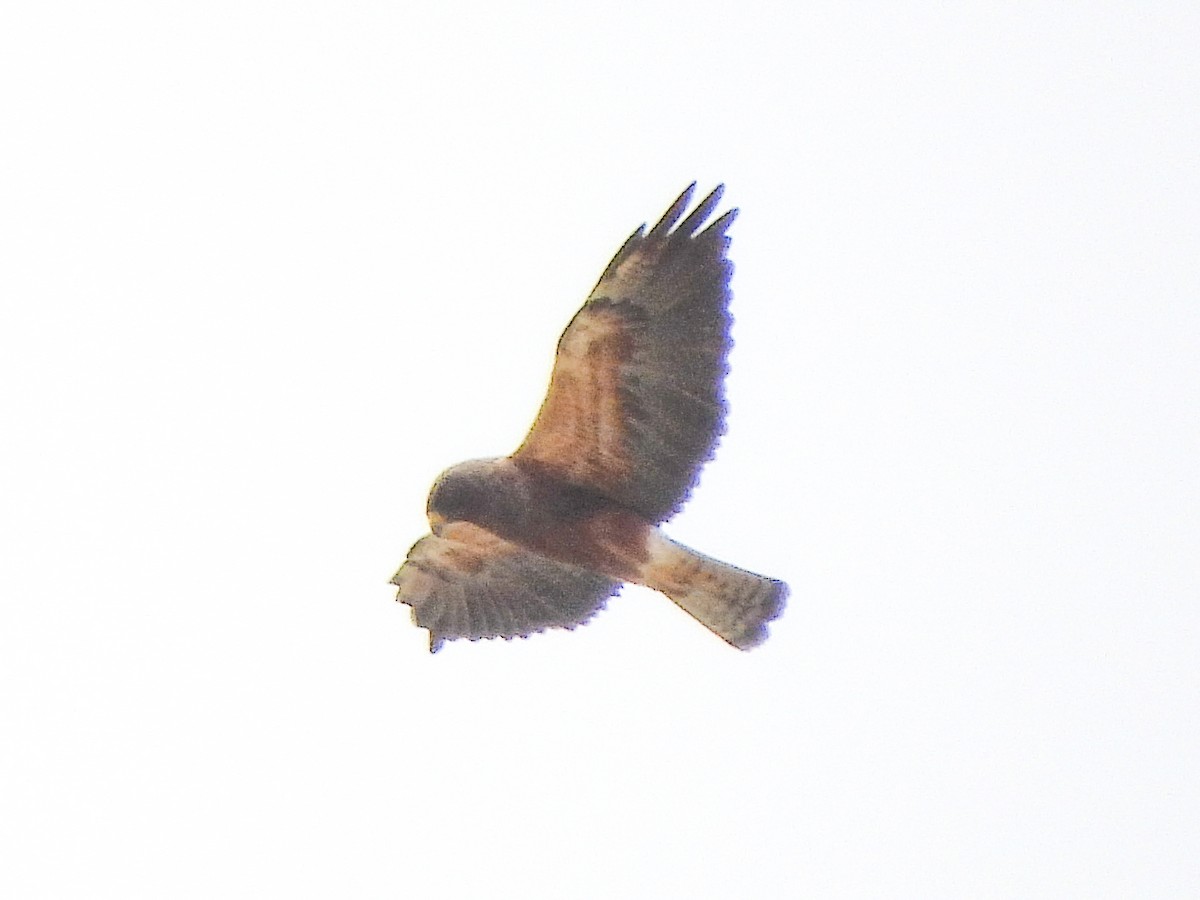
513, 303, 636, 490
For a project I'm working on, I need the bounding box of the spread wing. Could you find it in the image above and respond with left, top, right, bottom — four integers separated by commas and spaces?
512, 183, 735, 523
391, 521, 620, 652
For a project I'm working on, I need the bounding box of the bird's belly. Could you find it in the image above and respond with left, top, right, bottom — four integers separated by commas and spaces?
496, 506, 652, 583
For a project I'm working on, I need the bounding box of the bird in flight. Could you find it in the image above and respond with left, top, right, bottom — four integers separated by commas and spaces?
391, 184, 787, 652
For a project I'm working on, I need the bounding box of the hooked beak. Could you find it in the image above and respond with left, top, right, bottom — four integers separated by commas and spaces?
428, 509, 447, 536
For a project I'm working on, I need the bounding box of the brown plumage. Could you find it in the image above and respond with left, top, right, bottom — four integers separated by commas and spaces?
391, 184, 787, 651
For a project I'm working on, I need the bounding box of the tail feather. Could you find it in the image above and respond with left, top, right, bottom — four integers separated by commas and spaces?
638, 532, 787, 649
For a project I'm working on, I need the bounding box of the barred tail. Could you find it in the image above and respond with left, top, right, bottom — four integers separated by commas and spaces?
637, 532, 787, 650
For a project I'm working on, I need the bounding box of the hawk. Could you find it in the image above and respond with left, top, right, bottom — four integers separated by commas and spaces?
391, 184, 787, 651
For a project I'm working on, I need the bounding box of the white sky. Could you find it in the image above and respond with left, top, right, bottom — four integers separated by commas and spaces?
2, 3, 1198, 897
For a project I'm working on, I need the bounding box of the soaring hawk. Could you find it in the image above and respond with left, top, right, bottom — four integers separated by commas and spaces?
391, 184, 787, 651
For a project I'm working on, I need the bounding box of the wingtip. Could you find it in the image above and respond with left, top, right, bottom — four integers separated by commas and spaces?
647, 182, 698, 238
701, 206, 738, 237
647, 182, 734, 241
678, 183, 727, 237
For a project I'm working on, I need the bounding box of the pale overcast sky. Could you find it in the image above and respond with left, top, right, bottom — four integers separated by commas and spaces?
2, 3, 1198, 898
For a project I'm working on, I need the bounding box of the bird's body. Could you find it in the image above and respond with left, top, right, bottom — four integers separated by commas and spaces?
392, 184, 787, 651
426, 458, 650, 582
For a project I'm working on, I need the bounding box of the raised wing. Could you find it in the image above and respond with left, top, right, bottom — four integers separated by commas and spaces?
391, 521, 620, 652
512, 183, 736, 523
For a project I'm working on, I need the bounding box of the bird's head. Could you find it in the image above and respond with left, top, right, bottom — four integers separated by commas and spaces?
427, 458, 520, 535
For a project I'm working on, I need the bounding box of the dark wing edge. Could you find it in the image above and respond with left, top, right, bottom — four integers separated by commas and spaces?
596, 182, 738, 286
390, 524, 620, 652
514, 183, 738, 523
